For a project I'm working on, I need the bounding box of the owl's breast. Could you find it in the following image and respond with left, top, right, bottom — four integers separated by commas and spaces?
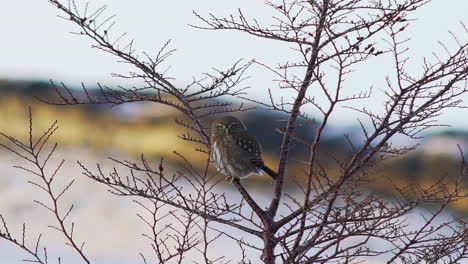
211, 134, 260, 178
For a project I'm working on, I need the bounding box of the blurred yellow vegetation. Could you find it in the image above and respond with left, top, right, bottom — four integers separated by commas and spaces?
0, 95, 205, 162
1, 94, 467, 213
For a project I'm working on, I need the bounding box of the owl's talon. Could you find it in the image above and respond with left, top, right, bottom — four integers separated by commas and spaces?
225, 176, 238, 184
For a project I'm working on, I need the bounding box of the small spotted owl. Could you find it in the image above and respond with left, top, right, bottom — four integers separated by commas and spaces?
211, 116, 278, 182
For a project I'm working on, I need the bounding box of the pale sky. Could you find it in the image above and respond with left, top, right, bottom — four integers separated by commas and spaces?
1, 0, 467, 128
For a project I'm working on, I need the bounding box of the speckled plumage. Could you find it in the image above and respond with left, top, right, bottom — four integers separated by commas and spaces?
211, 116, 278, 181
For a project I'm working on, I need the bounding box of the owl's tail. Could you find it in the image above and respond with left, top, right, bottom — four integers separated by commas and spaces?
261, 165, 278, 180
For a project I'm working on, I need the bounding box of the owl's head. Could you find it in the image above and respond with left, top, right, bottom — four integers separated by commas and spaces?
211, 116, 247, 135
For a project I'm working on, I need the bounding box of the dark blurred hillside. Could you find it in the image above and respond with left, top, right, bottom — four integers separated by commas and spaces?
0, 80, 52, 96
0, 79, 343, 158
1, 79, 467, 211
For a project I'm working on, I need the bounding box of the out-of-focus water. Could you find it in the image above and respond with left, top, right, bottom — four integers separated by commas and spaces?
0, 149, 267, 263
0, 149, 462, 263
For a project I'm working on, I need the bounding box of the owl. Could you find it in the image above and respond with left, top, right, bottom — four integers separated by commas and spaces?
211, 116, 278, 182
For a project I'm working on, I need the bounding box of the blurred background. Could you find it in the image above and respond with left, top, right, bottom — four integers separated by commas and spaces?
1, 0, 467, 263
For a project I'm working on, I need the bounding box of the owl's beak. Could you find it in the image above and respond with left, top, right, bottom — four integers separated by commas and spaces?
225, 127, 230, 135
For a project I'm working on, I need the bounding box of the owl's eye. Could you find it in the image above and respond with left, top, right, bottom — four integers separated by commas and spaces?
217, 124, 224, 130
229, 123, 237, 129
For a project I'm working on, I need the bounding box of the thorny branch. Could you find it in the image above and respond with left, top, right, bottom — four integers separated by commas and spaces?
0, 107, 90, 264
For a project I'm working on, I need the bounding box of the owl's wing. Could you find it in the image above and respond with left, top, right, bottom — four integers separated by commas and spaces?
232, 132, 264, 166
